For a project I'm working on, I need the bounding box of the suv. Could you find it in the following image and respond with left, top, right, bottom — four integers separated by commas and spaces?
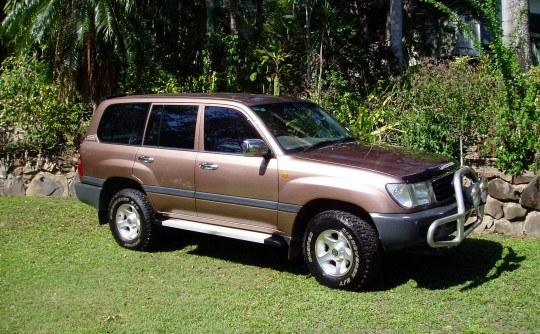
75, 93, 487, 291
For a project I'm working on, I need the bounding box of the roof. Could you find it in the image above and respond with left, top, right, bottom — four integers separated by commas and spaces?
103, 93, 306, 107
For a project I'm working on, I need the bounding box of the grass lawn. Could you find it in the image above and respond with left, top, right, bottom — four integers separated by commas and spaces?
1, 196, 539, 333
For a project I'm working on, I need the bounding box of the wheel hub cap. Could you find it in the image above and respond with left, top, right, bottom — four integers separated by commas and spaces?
116, 204, 142, 241
315, 229, 354, 277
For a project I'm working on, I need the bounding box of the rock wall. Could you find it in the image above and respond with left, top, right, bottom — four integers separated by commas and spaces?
0, 156, 79, 197
475, 166, 540, 237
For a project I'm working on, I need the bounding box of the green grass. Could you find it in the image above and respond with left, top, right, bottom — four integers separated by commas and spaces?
1, 196, 539, 333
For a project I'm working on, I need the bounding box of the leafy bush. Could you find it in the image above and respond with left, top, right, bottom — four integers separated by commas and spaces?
420, 0, 540, 174
0, 56, 92, 160
118, 59, 182, 94
494, 66, 540, 174
317, 69, 401, 143
379, 59, 503, 160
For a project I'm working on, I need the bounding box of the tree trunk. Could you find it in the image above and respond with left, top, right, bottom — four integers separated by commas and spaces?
0, 0, 6, 61
317, 27, 324, 104
230, 0, 238, 35
501, 0, 531, 71
387, 0, 404, 69
253, 0, 264, 42
206, 0, 216, 35
305, 4, 313, 89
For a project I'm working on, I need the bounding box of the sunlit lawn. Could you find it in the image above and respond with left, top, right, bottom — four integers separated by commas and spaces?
1, 196, 539, 333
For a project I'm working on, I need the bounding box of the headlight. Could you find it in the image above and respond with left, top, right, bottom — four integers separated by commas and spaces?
386, 181, 436, 208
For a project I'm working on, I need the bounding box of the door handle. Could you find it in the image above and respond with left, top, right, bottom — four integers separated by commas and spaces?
199, 162, 218, 170
138, 156, 155, 163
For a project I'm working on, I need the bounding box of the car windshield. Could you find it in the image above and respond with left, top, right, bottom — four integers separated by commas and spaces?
251, 102, 354, 154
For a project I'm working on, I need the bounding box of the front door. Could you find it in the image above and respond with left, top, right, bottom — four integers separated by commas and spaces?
195, 105, 279, 232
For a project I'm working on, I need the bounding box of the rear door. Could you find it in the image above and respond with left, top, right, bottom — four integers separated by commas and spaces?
133, 103, 200, 217
195, 105, 279, 232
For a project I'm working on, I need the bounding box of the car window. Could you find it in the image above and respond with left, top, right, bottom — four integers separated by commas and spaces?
251, 102, 352, 153
144, 105, 198, 149
204, 106, 261, 154
97, 103, 150, 145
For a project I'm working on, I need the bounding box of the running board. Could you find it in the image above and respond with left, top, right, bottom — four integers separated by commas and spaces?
159, 218, 289, 247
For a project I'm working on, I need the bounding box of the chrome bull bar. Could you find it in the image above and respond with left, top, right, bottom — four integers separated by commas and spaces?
427, 166, 488, 248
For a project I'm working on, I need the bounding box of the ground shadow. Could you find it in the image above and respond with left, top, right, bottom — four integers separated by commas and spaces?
156, 226, 309, 276
156, 227, 525, 290
370, 237, 525, 291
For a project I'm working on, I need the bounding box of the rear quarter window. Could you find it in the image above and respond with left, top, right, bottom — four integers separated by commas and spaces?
97, 103, 150, 145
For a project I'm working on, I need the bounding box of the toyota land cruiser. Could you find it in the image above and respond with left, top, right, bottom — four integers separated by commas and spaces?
75, 93, 487, 291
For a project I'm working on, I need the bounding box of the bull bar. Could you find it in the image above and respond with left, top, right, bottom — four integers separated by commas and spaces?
427, 166, 488, 248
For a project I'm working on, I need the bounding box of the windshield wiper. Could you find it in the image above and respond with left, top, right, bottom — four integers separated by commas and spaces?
302, 136, 356, 153
333, 136, 357, 146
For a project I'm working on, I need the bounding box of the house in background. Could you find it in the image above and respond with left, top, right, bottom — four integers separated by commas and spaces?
455, 0, 539, 68
530, 0, 540, 62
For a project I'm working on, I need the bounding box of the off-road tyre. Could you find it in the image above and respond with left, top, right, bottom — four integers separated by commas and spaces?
108, 188, 157, 251
303, 210, 382, 291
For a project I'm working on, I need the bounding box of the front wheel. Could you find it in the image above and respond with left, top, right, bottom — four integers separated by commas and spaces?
303, 210, 382, 291
108, 189, 157, 251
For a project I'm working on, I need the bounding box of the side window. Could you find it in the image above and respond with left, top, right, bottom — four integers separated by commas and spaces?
144, 105, 198, 149
97, 103, 150, 145
204, 106, 261, 154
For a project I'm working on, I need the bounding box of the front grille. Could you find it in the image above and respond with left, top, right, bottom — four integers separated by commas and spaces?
432, 173, 454, 202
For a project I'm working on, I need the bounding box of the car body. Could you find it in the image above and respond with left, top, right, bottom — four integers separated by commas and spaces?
75, 93, 487, 290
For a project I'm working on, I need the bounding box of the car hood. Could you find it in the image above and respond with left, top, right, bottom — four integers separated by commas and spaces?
294, 142, 458, 182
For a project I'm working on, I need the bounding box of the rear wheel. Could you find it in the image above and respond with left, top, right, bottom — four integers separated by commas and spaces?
303, 210, 381, 291
108, 189, 157, 251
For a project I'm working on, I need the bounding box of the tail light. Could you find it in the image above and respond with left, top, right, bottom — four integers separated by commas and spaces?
77, 154, 83, 177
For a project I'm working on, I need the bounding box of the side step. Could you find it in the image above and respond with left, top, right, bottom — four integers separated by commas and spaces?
159, 218, 289, 247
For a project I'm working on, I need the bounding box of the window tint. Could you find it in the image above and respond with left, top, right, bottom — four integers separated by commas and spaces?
144, 105, 198, 149
204, 107, 261, 154
97, 103, 150, 145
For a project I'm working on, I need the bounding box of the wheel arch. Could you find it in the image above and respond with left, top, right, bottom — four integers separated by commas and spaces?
288, 199, 377, 258
97, 177, 145, 224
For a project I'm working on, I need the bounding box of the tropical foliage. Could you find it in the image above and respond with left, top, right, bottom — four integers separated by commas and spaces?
0, 56, 91, 158
0, 0, 539, 174
2, 0, 152, 102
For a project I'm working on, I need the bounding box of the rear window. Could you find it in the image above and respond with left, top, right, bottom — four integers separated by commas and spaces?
97, 103, 150, 145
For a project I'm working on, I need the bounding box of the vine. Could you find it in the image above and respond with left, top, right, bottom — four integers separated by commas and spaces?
421, 0, 539, 174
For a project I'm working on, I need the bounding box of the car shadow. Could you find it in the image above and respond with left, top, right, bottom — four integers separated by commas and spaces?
157, 227, 309, 276
157, 228, 525, 291
370, 237, 525, 291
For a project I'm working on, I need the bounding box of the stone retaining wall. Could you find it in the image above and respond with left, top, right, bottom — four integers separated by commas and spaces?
1, 157, 539, 238
474, 166, 540, 237
0, 156, 79, 197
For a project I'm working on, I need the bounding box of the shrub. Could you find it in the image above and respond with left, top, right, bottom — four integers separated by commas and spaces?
495, 66, 540, 174
420, 0, 540, 174
118, 60, 182, 94
0, 56, 92, 161
374, 58, 504, 161
316, 69, 401, 143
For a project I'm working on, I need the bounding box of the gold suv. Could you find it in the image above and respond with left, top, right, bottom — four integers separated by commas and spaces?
75, 93, 487, 291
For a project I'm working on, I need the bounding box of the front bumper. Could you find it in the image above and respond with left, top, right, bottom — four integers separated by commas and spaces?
371, 166, 487, 251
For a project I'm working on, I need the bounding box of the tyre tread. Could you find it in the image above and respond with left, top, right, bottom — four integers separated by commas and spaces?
108, 188, 158, 251
303, 210, 382, 291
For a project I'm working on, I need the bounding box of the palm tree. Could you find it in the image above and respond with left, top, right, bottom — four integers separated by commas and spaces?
2, 0, 152, 103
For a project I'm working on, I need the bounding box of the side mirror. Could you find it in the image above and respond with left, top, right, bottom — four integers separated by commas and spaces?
242, 139, 270, 158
